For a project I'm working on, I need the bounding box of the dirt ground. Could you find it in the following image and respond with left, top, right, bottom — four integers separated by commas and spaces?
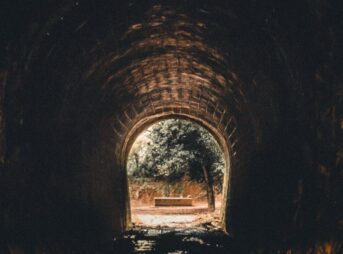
131, 201, 222, 229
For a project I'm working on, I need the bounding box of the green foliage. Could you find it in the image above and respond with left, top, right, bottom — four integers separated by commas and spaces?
127, 119, 225, 185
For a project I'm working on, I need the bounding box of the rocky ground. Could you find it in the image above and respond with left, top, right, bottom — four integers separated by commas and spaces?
113, 226, 235, 254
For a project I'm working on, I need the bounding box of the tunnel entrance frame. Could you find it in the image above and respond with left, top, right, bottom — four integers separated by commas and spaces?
120, 112, 233, 233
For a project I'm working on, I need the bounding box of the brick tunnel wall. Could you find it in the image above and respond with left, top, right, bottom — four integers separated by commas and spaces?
1, 0, 342, 252
0, 71, 6, 252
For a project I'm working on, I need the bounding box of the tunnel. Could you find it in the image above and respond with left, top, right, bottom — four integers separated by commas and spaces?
0, 0, 342, 253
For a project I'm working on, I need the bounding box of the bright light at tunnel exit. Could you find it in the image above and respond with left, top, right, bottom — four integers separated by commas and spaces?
126, 118, 226, 228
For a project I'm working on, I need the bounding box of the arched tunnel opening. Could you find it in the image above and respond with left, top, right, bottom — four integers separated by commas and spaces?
0, 0, 342, 253
126, 118, 228, 229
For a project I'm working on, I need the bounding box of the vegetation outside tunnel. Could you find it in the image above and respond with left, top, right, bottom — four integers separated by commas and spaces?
127, 119, 225, 210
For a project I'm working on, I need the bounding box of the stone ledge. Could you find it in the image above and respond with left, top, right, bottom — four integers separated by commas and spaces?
154, 197, 193, 206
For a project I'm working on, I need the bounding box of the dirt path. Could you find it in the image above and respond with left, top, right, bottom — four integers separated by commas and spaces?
131, 202, 222, 228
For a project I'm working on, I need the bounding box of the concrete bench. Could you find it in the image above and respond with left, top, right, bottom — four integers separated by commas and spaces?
154, 197, 193, 206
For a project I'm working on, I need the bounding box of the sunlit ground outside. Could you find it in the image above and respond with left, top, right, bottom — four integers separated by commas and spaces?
131, 201, 222, 228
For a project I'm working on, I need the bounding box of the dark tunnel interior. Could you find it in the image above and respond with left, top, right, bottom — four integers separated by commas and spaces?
0, 0, 342, 253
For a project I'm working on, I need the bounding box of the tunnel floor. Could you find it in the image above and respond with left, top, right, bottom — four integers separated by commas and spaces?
113, 226, 234, 254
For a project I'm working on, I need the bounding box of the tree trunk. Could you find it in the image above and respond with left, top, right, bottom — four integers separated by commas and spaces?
202, 166, 215, 211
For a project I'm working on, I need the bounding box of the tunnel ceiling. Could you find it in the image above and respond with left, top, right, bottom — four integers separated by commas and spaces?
6, 0, 290, 157
97, 4, 252, 153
